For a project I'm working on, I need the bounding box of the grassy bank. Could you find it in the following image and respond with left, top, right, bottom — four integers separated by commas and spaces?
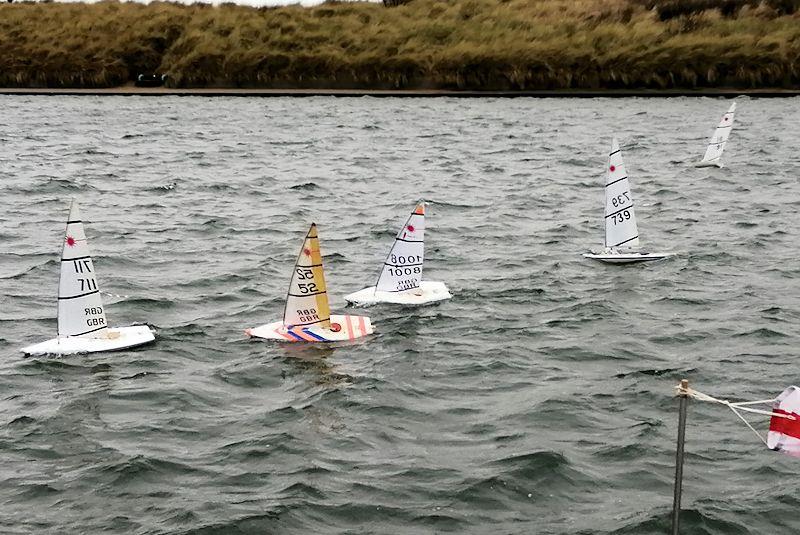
0, 0, 798, 90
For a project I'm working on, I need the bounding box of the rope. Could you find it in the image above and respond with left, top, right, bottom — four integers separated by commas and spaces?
728, 406, 769, 447
674, 383, 795, 447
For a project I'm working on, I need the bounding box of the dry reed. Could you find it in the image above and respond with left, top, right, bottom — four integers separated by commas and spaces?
0, 0, 797, 89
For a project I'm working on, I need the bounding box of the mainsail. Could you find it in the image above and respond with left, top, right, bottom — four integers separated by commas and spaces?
375, 202, 425, 293
700, 102, 736, 166
57, 200, 108, 338
283, 223, 331, 329
604, 138, 640, 250
767, 386, 800, 458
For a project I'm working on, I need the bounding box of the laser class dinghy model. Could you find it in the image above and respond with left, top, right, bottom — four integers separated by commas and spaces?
20, 200, 155, 355
583, 138, 671, 264
696, 101, 736, 168
344, 202, 451, 306
245, 223, 373, 342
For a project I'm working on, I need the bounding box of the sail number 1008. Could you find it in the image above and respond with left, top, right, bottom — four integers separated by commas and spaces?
390, 254, 422, 265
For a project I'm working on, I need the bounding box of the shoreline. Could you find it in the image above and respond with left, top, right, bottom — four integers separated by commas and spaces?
1, 87, 799, 98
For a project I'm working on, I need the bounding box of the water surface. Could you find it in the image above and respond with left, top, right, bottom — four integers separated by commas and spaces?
1, 95, 799, 534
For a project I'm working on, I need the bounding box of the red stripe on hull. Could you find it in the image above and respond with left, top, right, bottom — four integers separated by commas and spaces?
274, 327, 296, 341
357, 315, 366, 336
770, 409, 800, 440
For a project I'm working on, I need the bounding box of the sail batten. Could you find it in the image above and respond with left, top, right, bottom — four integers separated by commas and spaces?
604, 138, 640, 250
375, 202, 425, 293
57, 200, 109, 338
283, 223, 331, 329
700, 102, 736, 166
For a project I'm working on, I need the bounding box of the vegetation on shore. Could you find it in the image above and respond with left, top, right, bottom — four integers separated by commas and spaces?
0, 0, 798, 90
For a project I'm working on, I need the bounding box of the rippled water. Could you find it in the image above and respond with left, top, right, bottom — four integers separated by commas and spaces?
1, 95, 799, 534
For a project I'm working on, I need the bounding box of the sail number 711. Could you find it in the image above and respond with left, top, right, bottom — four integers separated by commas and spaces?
73, 259, 92, 273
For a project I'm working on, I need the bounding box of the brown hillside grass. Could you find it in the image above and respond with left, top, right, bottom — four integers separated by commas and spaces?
0, 0, 798, 89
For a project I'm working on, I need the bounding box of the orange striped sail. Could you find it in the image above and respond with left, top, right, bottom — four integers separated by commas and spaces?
283, 223, 331, 330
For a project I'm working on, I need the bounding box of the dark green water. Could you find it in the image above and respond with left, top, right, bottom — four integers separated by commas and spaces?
1, 96, 799, 534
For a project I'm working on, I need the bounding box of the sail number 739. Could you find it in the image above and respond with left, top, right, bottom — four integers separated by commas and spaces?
610, 192, 630, 208
611, 210, 632, 225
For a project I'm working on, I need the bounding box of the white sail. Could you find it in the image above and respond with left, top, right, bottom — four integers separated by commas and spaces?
283, 223, 331, 329
375, 202, 425, 293
57, 200, 109, 338
604, 138, 640, 250
700, 102, 736, 166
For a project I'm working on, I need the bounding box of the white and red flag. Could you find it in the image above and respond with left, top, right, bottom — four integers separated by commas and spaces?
767, 386, 800, 458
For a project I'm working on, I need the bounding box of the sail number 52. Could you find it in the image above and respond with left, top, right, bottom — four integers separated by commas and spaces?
297, 282, 318, 294
296, 268, 314, 279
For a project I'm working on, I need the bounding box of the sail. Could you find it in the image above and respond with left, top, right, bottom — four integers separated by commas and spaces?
767, 386, 800, 457
375, 202, 425, 293
604, 138, 640, 250
700, 102, 736, 166
57, 200, 108, 338
283, 223, 331, 329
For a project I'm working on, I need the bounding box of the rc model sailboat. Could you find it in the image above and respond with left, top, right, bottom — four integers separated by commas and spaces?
583, 138, 670, 264
696, 101, 736, 168
20, 200, 155, 355
246, 223, 373, 342
344, 202, 451, 305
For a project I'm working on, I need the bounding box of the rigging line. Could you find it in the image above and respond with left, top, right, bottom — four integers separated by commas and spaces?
682, 386, 789, 417
677, 385, 777, 446
729, 399, 777, 406
729, 406, 768, 447
725, 405, 784, 418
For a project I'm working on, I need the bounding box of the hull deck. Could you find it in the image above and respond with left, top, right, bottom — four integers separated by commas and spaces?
21, 325, 155, 355
583, 252, 672, 264
246, 314, 373, 342
344, 280, 451, 305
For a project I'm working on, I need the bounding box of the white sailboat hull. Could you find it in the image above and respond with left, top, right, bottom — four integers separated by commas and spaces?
582, 252, 671, 264
344, 280, 451, 305
695, 160, 724, 168
20, 325, 155, 356
246, 314, 373, 342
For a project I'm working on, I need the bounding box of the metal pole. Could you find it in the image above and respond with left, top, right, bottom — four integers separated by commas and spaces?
671, 379, 689, 535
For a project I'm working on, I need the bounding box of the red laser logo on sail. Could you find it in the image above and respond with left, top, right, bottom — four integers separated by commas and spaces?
407, 225, 415, 232
609, 165, 616, 172
303, 248, 311, 256
66, 236, 76, 247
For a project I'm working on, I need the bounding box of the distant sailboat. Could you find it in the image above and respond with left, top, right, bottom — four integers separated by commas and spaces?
246, 223, 374, 342
583, 138, 670, 264
344, 201, 451, 305
696, 102, 736, 168
20, 200, 155, 355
